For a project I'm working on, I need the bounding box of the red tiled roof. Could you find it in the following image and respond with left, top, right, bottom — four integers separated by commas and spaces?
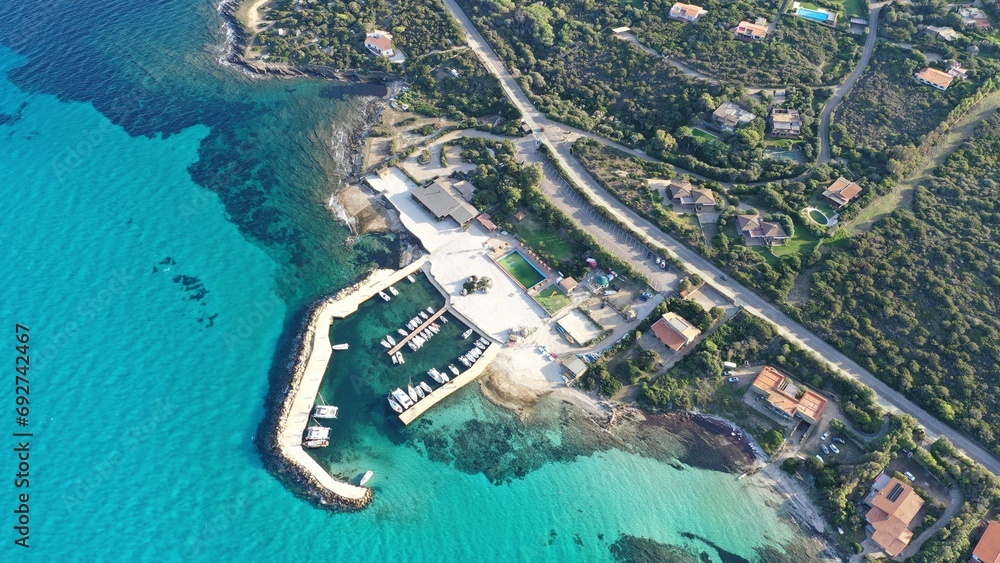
973, 521, 1000, 563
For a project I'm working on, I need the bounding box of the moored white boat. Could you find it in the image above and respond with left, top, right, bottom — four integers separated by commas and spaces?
386, 334, 396, 346
449, 364, 460, 376
475, 341, 486, 350
395, 351, 404, 364
388, 286, 399, 296
415, 385, 426, 399
439, 371, 450, 382
426, 306, 435, 315
397, 328, 408, 337
440, 316, 448, 323
428, 369, 443, 383
303, 439, 329, 449
312, 405, 339, 419
379, 291, 390, 301
305, 426, 331, 441
419, 381, 433, 395
388, 397, 403, 413
419, 310, 429, 320
462, 329, 474, 339
360, 470, 374, 485
380, 339, 390, 348
332, 343, 349, 350
392, 388, 414, 409
407, 274, 416, 283
459, 356, 470, 367
407, 385, 419, 403
391, 353, 398, 365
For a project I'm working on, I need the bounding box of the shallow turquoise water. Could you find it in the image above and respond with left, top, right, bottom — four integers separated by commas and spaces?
0, 2, 827, 560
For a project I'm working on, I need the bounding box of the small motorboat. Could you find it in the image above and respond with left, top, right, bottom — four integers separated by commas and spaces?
392, 388, 413, 409
388, 397, 403, 413
428, 369, 443, 384
397, 328, 408, 337
391, 353, 398, 365
380, 339, 390, 349
406, 274, 416, 283
388, 286, 399, 296
459, 356, 471, 368
360, 470, 374, 486
419, 310, 429, 320
419, 381, 433, 395
303, 439, 329, 449
439, 371, 450, 382
386, 334, 396, 346
332, 343, 349, 350
440, 316, 448, 324
426, 306, 435, 315
462, 329, 474, 339
407, 385, 419, 403
415, 385, 426, 399
395, 351, 405, 364
379, 291, 390, 301
449, 364, 460, 376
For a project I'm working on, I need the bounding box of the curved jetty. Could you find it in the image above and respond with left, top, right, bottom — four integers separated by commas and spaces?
267, 258, 430, 511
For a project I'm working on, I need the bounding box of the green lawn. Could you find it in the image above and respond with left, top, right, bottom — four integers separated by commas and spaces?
764, 138, 797, 149
692, 127, 720, 141
841, 0, 864, 17
771, 220, 820, 258
516, 213, 576, 262
534, 285, 572, 315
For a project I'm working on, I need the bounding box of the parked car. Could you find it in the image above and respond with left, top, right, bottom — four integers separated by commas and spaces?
724, 370, 733, 376
820, 444, 830, 455
820, 431, 830, 441
829, 445, 840, 455
727, 377, 739, 383
832, 437, 845, 444
904, 471, 916, 481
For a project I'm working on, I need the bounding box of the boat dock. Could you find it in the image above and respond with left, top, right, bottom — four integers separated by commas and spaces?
398, 343, 500, 425
388, 306, 448, 355
277, 258, 429, 506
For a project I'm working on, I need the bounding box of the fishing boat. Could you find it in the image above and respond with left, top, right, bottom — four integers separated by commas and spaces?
407, 385, 419, 403
388, 397, 403, 413
386, 334, 396, 346
448, 364, 460, 376
380, 338, 390, 348
312, 405, 339, 419
392, 388, 414, 409
419, 381, 433, 395
303, 439, 329, 449
395, 351, 405, 364
407, 274, 416, 283
397, 328, 408, 337
360, 470, 374, 486
419, 310, 429, 320
379, 291, 390, 301
426, 306, 435, 315
462, 329, 474, 339
331, 343, 349, 350
388, 286, 399, 296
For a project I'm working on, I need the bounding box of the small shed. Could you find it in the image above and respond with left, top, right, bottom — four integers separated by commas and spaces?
562, 356, 589, 379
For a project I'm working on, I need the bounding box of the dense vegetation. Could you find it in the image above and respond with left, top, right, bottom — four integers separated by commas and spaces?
638, 3, 860, 86
398, 51, 520, 121
453, 137, 644, 282
257, 0, 463, 68
801, 113, 1000, 454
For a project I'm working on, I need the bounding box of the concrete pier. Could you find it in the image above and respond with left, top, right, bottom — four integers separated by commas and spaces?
398, 343, 500, 425
388, 306, 448, 355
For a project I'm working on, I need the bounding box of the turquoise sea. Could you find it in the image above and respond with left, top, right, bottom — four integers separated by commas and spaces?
0, 1, 830, 560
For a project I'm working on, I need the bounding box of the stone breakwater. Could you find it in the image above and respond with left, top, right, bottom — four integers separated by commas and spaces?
256, 272, 380, 512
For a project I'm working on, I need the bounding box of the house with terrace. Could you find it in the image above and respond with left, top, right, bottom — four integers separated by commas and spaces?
822, 177, 862, 208
736, 214, 790, 246
667, 179, 716, 211
748, 365, 828, 424
650, 312, 702, 352
915, 67, 955, 91
669, 2, 708, 22
733, 19, 769, 40
769, 108, 802, 138
864, 475, 925, 558
364, 31, 395, 57
958, 5, 992, 29
712, 101, 756, 131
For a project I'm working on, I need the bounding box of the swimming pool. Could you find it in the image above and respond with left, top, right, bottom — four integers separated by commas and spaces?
497, 249, 547, 290
798, 7, 836, 23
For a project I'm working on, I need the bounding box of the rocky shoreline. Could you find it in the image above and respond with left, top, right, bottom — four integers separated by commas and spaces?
255, 272, 382, 512
217, 0, 398, 84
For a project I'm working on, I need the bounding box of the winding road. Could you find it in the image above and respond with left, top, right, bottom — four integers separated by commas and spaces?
437, 0, 1000, 477
818, 5, 882, 164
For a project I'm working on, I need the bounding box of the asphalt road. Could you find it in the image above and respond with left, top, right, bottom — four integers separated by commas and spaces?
818, 5, 882, 164
438, 0, 1000, 476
